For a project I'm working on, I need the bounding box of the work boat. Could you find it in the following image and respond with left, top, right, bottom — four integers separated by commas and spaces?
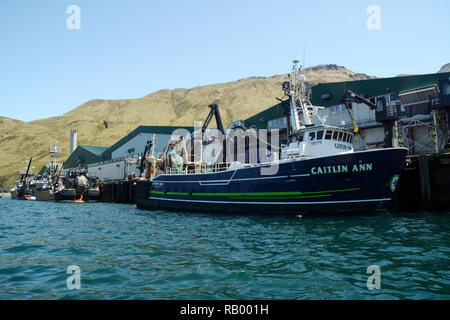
10, 157, 36, 201
32, 139, 62, 201
54, 165, 100, 202
138, 62, 407, 214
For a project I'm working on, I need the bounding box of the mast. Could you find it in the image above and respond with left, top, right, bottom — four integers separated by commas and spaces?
282, 60, 327, 135
286, 60, 313, 133
22, 157, 32, 183
151, 134, 156, 158
49, 139, 61, 171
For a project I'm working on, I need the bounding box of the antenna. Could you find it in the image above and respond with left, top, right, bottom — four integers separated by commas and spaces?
285, 59, 323, 132
49, 138, 61, 169
303, 46, 306, 68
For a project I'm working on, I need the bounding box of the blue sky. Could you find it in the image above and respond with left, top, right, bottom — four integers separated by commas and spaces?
1, 0, 449, 122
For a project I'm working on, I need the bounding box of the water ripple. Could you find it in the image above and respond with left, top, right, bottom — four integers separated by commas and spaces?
0, 198, 449, 299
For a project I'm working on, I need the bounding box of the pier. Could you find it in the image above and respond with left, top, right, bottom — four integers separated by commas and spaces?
0, 188, 11, 198
98, 180, 138, 204
390, 153, 450, 212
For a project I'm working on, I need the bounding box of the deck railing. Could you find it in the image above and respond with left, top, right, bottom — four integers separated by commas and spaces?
164, 162, 233, 175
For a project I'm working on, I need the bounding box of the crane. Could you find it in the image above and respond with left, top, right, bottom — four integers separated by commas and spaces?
341, 90, 376, 134
138, 139, 153, 176
201, 103, 226, 163
21, 157, 33, 184
202, 103, 225, 135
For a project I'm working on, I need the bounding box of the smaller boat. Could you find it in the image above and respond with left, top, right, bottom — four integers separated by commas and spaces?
10, 157, 37, 201
23, 193, 37, 201
33, 177, 55, 201
54, 164, 100, 202
32, 140, 63, 201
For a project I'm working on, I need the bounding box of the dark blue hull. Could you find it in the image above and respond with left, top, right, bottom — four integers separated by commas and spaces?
137, 148, 407, 215
54, 188, 100, 202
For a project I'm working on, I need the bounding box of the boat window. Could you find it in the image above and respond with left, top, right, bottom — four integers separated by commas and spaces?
332, 131, 338, 140
343, 133, 348, 142
317, 130, 324, 140
325, 130, 332, 140
338, 131, 344, 141
346, 134, 351, 143
297, 133, 304, 142
308, 131, 316, 141
349, 135, 353, 143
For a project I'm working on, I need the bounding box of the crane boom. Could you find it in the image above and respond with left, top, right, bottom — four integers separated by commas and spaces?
138, 140, 153, 175
341, 90, 376, 133
202, 104, 225, 135
22, 157, 32, 183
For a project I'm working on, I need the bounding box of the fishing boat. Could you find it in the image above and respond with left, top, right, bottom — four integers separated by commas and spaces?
54, 164, 100, 202
32, 139, 63, 201
10, 158, 37, 201
136, 61, 407, 215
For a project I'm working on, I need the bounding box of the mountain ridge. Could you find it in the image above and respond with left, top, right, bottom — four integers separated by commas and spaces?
438, 63, 450, 73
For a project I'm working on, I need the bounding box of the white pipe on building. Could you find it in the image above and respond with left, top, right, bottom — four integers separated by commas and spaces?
70, 130, 78, 154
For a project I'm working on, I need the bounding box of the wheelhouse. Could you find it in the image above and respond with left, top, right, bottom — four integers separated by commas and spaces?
293, 126, 354, 144
281, 125, 354, 159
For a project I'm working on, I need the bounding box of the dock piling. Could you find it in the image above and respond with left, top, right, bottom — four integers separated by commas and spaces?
418, 155, 432, 211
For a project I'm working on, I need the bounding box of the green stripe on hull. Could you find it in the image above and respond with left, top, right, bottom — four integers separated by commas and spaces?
232, 194, 333, 200
149, 188, 359, 198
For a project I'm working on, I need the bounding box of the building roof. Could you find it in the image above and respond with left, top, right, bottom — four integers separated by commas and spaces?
242, 72, 450, 130
102, 125, 194, 159
63, 145, 109, 169
310, 72, 450, 107
80, 145, 110, 156
244, 101, 288, 129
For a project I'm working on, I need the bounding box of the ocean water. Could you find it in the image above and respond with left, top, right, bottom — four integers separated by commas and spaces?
0, 197, 449, 300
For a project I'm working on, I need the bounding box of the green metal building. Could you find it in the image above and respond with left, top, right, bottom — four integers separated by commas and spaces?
311, 72, 450, 107
63, 145, 110, 169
